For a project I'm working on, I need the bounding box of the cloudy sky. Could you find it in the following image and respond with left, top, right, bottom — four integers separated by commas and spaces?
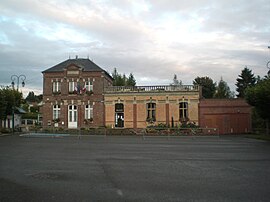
0, 0, 269, 96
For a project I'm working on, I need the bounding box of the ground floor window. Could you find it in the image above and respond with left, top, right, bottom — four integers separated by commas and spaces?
179, 101, 188, 121
146, 103, 156, 122
53, 105, 60, 120
85, 104, 93, 120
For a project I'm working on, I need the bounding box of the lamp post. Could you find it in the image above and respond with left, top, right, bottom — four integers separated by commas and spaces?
10, 74, 26, 134
268, 46, 270, 76
11, 74, 26, 90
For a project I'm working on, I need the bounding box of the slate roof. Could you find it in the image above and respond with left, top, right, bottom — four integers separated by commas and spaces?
42, 58, 105, 73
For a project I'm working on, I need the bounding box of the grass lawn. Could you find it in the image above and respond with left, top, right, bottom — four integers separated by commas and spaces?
245, 133, 270, 141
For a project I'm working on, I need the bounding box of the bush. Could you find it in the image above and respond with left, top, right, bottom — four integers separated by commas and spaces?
181, 122, 199, 128
1, 128, 11, 133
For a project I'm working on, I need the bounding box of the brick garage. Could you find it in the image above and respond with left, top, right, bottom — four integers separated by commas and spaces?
199, 99, 252, 134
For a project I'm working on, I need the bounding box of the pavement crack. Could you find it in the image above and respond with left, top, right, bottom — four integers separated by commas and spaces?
96, 159, 123, 198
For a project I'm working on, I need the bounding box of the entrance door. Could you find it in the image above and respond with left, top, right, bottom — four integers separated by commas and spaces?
115, 113, 124, 128
115, 103, 124, 128
68, 105, 77, 128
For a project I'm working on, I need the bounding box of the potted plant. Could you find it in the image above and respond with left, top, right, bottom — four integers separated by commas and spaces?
84, 118, 93, 124
53, 118, 60, 123
146, 117, 156, 124
86, 90, 93, 96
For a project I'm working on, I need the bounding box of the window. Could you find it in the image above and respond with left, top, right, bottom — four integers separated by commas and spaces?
85, 104, 93, 119
147, 103, 156, 121
69, 105, 77, 122
179, 101, 188, 120
69, 81, 76, 93
52, 81, 61, 93
53, 105, 60, 120
115, 103, 124, 112
85, 81, 93, 92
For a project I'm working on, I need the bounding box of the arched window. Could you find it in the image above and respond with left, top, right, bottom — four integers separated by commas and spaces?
179, 101, 188, 120
115, 103, 124, 112
53, 105, 60, 120
85, 104, 93, 119
147, 103, 156, 121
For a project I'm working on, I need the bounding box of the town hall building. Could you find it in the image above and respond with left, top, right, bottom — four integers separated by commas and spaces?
42, 57, 252, 134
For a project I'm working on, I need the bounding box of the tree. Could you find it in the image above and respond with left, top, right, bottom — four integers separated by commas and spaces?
126, 73, 136, 86
245, 77, 270, 135
25, 91, 43, 103
112, 68, 136, 86
25, 91, 36, 102
0, 86, 23, 128
0, 89, 7, 122
235, 66, 256, 98
214, 78, 234, 98
171, 74, 182, 86
193, 76, 216, 98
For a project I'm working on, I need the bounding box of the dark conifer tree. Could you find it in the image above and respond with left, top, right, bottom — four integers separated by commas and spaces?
236, 66, 256, 98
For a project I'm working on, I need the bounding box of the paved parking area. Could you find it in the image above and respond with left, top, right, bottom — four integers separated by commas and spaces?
1, 135, 270, 202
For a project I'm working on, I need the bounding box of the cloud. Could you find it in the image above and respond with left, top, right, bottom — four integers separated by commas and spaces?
0, 0, 269, 96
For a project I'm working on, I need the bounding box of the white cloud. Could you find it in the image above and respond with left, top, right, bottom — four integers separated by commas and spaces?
0, 0, 269, 95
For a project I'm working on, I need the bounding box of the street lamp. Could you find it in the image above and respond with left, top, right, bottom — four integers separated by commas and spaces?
266, 46, 270, 77
10, 74, 26, 134
267, 61, 270, 76
11, 74, 26, 90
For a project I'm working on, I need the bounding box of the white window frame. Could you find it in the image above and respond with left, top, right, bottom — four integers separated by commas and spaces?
53, 105, 60, 120
85, 81, 93, 92
69, 81, 76, 92
146, 103, 156, 120
85, 104, 93, 119
52, 81, 60, 92
179, 101, 188, 119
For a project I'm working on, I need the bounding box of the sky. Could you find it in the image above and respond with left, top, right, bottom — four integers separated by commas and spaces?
0, 0, 270, 96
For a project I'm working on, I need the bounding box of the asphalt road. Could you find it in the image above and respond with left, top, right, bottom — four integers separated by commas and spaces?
0, 135, 270, 202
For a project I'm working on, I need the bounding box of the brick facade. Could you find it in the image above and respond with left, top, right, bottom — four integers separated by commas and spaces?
42, 59, 113, 129
42, 59, 252, 134
104, 86, 201, 128
199, 99, 252, 134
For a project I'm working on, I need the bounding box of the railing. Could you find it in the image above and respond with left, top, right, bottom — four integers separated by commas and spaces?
104, 85, 199, 93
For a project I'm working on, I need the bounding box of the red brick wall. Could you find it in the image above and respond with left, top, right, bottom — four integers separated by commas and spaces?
42, 70, 112, 129
199, 99, 252, 134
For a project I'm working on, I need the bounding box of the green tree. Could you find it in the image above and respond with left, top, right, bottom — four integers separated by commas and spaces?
126, 73, 136, 86
0, 86, 23, 128
245, 77, 270, 135
0, 89, 7, 122
112, 68, 136, 86
25, 91, 36, 102
193, 76, 216, 98
214, 78, 234, 98
235, 66, 256, 98
25, 91, 43, 103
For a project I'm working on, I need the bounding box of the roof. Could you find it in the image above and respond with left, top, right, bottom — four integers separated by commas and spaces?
15, 107, 26, 114
42, 58, 113, 80
42, 58, 104, 73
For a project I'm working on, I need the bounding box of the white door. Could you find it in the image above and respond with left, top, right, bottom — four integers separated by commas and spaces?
68, 105, 77, 128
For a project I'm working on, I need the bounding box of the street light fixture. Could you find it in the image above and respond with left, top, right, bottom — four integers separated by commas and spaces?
267, 61, 270, 76
11, 74, 26, 90
10, 74, 26, 134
